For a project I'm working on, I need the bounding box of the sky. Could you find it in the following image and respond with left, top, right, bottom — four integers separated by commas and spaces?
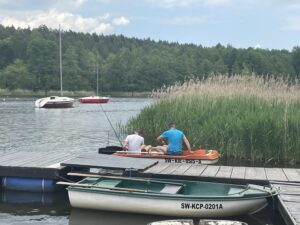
0, 0, 299, 50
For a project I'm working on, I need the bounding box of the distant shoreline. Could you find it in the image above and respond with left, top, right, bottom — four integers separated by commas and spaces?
0, 89, 151, 98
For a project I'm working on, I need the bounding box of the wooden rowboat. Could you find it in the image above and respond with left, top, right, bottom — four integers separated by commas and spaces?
98, 146, 220, 165
58, 173, 278, 218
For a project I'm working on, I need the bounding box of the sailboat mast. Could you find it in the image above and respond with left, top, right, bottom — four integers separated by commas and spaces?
96, 53, 99, 96
59, 25, 63, 97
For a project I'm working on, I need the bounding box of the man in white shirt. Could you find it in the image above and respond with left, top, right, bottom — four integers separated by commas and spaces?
123, 130, 145, 153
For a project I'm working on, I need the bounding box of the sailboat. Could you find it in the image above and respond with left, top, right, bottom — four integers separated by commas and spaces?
35, 26, 74, 108
78, 53, 109, 104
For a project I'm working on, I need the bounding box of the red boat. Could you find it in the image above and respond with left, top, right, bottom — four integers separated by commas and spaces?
113, 149, 220, 165
78, 96, 109, 104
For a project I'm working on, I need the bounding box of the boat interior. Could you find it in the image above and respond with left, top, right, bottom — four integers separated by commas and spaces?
77, 177, 271, 197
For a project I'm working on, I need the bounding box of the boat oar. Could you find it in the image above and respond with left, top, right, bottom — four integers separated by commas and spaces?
57, 181, 155, 193
67, 172, 184, 186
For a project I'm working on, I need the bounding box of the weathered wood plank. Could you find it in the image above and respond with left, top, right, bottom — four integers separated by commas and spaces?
283, 169, 300, 182
184, 165, 207, 176
0, 151, 32, 164
266, 168, 288, 181
0, 150, 21, 161
201, 165, 220, 177
0, 152, 46, 166
32, 153, 74, 167
215, 166, 233, 178
144, 163, 171, 174
280, 195, 300, 202
61, 153, 158, 171
13, 152, 62, 167
171, 164, 192, 175
276, 184, 300, 193
159, 164, 182, 174
231, 167, 246, 179
245, 167, 266, 180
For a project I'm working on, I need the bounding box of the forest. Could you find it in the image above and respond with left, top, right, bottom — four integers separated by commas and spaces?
1, 24, 300, 93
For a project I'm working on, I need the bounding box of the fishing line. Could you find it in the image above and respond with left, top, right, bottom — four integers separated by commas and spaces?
99, 103, 123, 146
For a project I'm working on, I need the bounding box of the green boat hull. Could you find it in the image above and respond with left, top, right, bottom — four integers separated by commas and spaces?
67, 177, 278, 217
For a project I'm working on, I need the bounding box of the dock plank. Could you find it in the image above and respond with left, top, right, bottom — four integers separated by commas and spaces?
231, 167, 246, 179
61, 153, 158, 171
0, 152, 51, 166
201, 165, 220, 177
4, 152, 53, 167
33, 152, 75, 167
215, 166, 233, 178
245, 167, 266, 180
266, 168, 288, 181
159, 164, 182, 174
144, 163, 170, 174
171, 164, 192, 175
283, 169, 300, 182
184, 165, 207, 176
0, 151, 32, 164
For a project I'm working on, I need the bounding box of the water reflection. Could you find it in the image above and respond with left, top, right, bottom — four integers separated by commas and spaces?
69, 208, 182, 225
0, 190, 70, 225
68, 206, 279, 225
0, 190, 70, 215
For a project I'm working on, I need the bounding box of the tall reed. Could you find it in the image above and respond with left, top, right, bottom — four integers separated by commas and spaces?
127, 75, 300, 166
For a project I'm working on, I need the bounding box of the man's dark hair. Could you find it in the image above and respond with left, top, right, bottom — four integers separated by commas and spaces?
137, 130, 144, 136
168, 123, 176, 128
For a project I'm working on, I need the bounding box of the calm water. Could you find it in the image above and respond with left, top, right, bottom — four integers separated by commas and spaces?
0, 98, 285, 225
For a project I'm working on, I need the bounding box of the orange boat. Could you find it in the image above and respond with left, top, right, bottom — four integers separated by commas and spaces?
113, 149, 220, 165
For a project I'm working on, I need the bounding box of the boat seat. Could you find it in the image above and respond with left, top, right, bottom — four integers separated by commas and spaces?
160, 184, 183, 194
96, 179, 122, 188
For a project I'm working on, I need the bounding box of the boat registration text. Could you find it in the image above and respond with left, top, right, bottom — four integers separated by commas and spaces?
165, 159, 202, 164
181, 203, 223, 210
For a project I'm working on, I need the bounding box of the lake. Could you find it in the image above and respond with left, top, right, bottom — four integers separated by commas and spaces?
0, 97, 285, 225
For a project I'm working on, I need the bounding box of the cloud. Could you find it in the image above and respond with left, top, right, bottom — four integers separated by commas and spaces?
112, 17, 130, 25
255, 44, 261, 49
0, 9, 130, 34
146, 0, 232, 8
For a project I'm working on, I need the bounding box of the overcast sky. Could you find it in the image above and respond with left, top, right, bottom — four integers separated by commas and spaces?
0, 0, 299, 50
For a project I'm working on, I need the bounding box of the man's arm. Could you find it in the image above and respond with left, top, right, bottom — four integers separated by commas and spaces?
122, 140, 128, 151
183, 136, 192, 153
157, 135, 166, 145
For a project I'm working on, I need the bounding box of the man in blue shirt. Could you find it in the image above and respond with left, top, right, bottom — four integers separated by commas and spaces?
156, 123, 192, 155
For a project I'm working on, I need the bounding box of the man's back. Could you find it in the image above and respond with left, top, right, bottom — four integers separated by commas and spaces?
125, 134, 144, 153
162, 129, 184, 154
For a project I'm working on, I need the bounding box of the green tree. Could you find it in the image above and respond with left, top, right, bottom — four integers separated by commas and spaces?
27, 31, 57, 93
0, 59, 33, 90
292, 46, 300, 77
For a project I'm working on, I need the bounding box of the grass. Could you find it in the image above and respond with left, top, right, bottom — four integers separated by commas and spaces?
126, 75, 300, 166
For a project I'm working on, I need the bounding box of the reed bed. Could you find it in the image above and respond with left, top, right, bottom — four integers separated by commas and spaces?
127, 75, 300, 166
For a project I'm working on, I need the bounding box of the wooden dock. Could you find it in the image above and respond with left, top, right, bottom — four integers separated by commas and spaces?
0, 151, 158, 181
0, 150, 75, 179
1, 151, 300, 224
142, 163, 300, 225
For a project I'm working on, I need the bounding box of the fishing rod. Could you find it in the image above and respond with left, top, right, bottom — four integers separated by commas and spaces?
99, 99, 123, 146
95, 52, 122, 146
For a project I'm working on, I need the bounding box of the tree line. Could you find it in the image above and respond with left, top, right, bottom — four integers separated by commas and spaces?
1, 24, 300, 93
